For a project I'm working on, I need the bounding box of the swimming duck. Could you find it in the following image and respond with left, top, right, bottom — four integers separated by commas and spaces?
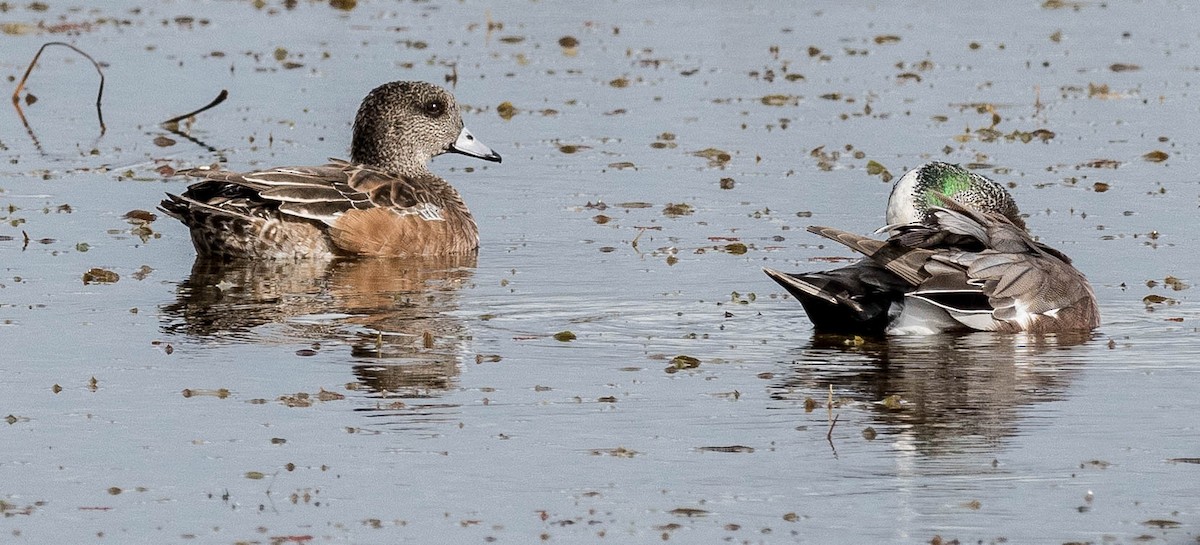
160, 81, 501, 259
763, 162, 1100, 335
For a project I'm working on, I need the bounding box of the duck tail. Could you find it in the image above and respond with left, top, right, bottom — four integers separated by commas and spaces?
764, 265, 903, 334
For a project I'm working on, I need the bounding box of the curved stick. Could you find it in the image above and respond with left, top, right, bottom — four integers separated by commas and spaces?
162, 89, 229, 126
11, 41, 106, 135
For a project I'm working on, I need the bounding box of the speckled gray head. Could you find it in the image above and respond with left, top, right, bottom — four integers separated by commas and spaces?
350, 81, 501, 176
885, 162, 1025, 229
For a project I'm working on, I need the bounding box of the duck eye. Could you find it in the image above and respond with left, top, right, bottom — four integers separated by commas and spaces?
423, 100, 446, 117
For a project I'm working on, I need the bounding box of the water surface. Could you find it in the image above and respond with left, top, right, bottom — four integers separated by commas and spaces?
1, 1, 1198, 543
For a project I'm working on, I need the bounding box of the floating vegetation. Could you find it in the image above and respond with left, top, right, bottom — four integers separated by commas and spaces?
955, 127, 1056, 144
866, 160, 893, 182
692, 147, 731, 168
558, 35, 579, 56
669, 508, 709, 517
650, 132, 677, 149
496, 101, 517, 120
124, 210, 157, 224
1142, 294, 1178, 308
1142, 520, 1181, 529
317, 388, 344, 401
82, 268, 118, 284
556, 143, 590, 154
666, 355, 700, 373
721, 242, 748, 255
181, 388, 231, 399
1143, 150, 1168, 162
279, 393, 313, 407
696, 445, 754, 453
761, 94, 800, 106
662, 203, 693, 217
131, 265, 154, 280
553, 330, 576, 342
1163, 276, 1188, 290
277, 389, 343, 407
590, 446, 637, 458
1078, 159, 1121, 169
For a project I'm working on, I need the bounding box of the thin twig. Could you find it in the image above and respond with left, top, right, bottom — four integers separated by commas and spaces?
162, 89, 229, 126
631, 227, 646, 252
1033, 85, 1044, 119
826, 413, 840, 441
827, 384, 833, 420
12, 41, 106, 135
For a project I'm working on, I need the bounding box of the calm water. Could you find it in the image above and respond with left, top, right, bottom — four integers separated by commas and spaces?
2, 1, 1198, 543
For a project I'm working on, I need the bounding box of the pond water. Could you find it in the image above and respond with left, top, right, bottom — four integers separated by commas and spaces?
2, 1, 1198, 543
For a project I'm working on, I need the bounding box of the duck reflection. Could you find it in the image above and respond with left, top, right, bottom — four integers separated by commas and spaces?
771, 331, 1095, 455
162, 255, 475, 396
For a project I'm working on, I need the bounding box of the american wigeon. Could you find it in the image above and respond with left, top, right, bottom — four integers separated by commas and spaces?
160, 81, 501, 259
764, 162, 1100, 335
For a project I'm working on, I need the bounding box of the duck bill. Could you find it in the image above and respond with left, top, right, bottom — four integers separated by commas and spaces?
449, 127, 502, 163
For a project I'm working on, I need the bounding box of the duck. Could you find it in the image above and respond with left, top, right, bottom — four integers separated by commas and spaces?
160, 81, 501, 259
763, 162, 1100, 335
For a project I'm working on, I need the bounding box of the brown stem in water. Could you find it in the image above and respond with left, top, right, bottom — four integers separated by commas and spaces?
826, 413, 840, 442
162, 89, 229, 126
11, 41, 107, 135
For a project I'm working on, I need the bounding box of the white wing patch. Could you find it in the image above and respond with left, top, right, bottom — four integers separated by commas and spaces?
394, 202, 445, 221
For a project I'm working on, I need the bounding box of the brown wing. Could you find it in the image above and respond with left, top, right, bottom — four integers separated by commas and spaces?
176, 160, 374, 225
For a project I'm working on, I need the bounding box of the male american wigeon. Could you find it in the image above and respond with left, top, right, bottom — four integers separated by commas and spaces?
160, 81, 501, 258
763, 162, 1100, 335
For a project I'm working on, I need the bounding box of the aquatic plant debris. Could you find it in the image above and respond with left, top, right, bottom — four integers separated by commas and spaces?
496, 101, 516, 120
866, 160, 893, 182
668, 355, 700, 370
82, 268, 118, 284
662, 203, 693, 217
12, 41, 106, 134
692, 148, 731, 167
1143, 150, 1168, 162
162, 89, 229, 127
696, 445, 754, 453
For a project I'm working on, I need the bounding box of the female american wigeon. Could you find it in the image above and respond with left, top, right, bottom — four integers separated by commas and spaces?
160, 81, 501, 259
763, 162, 1100, 335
